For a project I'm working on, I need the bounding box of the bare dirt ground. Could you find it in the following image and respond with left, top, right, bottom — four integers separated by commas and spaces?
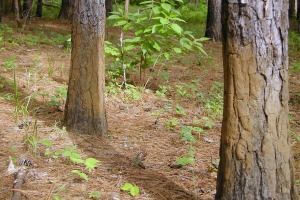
0, 17, 299, 200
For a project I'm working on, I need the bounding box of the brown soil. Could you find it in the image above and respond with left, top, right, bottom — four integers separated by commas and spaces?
0, 17, 299, 200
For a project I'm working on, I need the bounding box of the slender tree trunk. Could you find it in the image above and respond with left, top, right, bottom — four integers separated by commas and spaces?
216, 0, 298, 199
58, 0, 72, 20
298, 0, 300, 19
36, 0, 42, 18
124, 0, 129, 13
65, 0, 107, 135
205, 0, 222, 41
290, 0, 296, 18
0, 0, 3, 23
14, 0, 21, 27
298, 0, 300, 33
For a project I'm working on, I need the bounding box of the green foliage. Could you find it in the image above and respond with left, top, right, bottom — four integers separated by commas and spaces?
89, 191, 101, 199
85, 158, 100, 172
106, 0, 208, 82
175, 104, 186, 115
176, 147, 195, 166
202, 116, 214, 129
180, 126, 197, 142
289, 31, 300, 52
50, 87, 67, 106
24, 119, 39, 156
0, 23, 14, 46
165, 118, 180, 130
179, 2, 207, 23
123, 84, 143, 101
40, 142, 100, 181
16, 31, 70, 47
71, 170, 89, 181
4, 57, 17, 71
121, 183, 140, 197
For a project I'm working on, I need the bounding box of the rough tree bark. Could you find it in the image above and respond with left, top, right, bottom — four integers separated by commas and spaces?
36, 0, 42, 18
204, 0, 221, 41
65, 0, 107, 135
216, 1, 298, 199
58, 0, 72, 20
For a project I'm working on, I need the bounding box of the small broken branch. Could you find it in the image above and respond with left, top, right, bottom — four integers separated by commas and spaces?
11, 169, 27, 200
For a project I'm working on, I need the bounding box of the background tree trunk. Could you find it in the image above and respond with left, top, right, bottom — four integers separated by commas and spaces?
216, 0, 298, 199
22, 0, 33, 19
14, 0, 21, 27
105, 0, 113, 17
36, 0, 42, 18
65, 0, 107, 135
58, 0, 72, 20
204, 0, 221, 41
290, 0, 296, 18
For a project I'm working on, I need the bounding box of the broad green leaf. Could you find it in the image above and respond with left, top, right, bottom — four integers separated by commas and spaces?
40, 140, 53, 147
85, 158, 100, 172
152, 6, 160, 14
71, 170, 88, 181
170, 17, 186, 23
45, 149, 52, 155
152, 42, 160, 51
113, 20, 128, 27
124, 45, 136, 51
130, 186, 140, 196
139, 0, 155, 4
160, 18, 169, 25
121, 183, 133, 191
161, 3, 171, 13
163, 52, 170, 59
173, 48, 182, 53
107, 15, 121, 20
196, 37, 210, 42
171, 23, 183, 35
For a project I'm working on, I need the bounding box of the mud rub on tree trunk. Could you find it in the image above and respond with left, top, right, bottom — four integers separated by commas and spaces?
216, 1, 298, 199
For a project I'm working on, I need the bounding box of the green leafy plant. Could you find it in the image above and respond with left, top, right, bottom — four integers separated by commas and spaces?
202, 116, 214, 129
107, 0, 208, 84
165, 118, 180, 130
89, 191, 101, 199
175, 104, 186, 115
24, 119, 39, 156
176, 147, 195, 166
121, 183, 140, 197
50, 87, 67, 107
71, 170, 88, 181
0, 23, 14, 46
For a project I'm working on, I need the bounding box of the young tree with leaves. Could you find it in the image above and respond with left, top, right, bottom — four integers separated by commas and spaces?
65, 0, 107, 135
216, 1, 298, 199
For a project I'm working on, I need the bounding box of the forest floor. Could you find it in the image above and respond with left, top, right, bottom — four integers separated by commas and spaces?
0, 17, 299, 200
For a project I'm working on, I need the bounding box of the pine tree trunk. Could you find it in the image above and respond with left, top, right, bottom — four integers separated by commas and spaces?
65, 0, 107, 136
36, 0, 42, 18
204, 0, 221, 41
216, 1, 298, 199
58, 0, 72, 20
